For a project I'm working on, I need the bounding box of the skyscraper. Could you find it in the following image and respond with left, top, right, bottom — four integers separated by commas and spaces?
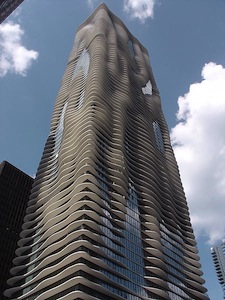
211, 240, 225, 298
0, 161, 33, 299
0, 0, 24, 24
5, 4, 208, 300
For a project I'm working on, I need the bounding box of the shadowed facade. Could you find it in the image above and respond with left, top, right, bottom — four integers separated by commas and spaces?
0, 161, 33, 299
211, 240, 225, 298
5, 4, 208, 300
0, 0, 24, 24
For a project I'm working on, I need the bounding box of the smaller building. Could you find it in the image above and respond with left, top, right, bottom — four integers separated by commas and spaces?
211, 240, 225, 298
0, 161, 33, 299
0, 0, 24, 24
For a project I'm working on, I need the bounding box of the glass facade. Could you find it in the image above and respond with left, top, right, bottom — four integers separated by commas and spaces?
51, 102, 68, 178
211, 240, 225, 298
128, 40, 135, 58
153, 121, 164, 152
0, 0, 24, 23
142, 80, 152, 95
71, 48, 90, 109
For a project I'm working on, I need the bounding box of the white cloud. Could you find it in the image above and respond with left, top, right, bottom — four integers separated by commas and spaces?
11, 5, 22, 18
123, 0, 155, 22
87, 0, 97, 10
170, 62, 225, 245
0, 22, 38, 77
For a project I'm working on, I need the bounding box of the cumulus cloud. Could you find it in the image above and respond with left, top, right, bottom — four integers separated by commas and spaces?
0, 22, 38, 77
123, 0, 155, 22
87, 0, 97, 10
171, 62, 225, 244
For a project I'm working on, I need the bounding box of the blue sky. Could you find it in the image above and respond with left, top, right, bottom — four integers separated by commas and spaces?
0, 0, 225, 298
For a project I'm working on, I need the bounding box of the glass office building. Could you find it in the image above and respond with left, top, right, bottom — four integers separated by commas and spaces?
5, 4, 208, 300
211, 240, 225, 298
0, 161, 33, 299
0, 0, 24, 23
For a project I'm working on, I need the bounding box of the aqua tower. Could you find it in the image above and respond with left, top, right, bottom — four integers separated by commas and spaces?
5, 4, 208, 300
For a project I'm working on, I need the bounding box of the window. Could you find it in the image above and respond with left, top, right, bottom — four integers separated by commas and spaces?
72, 48, 90, 80
142, 80, 152, 95
71, 48, 90, 109
152, 121, 164, 152
128, 39, 135, 58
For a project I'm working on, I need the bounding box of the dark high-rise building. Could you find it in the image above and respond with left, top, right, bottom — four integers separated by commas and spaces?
0, 0, 24, 24
211, 240, 225, 298
5, 4, 208, 300
0, 161, 33, 299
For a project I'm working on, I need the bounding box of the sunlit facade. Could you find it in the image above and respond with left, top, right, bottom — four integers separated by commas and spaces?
211, 240, 225, 298
5, 4, 208, 300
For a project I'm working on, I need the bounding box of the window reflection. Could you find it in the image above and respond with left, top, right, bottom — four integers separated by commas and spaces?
98, 173, 148, 298
153, 121, 164, 152
128, 40, 135, 58
71, 48, 90, 109
142, 80, 152, 95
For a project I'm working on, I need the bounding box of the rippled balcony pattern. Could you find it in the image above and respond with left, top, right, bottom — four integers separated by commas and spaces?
5, 3, 208, 300
211, 241, 225, 298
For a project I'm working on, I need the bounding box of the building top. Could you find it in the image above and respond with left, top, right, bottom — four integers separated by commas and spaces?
77, 3, 149, 55
0, 160, 33, 180
73, 2, 159, 97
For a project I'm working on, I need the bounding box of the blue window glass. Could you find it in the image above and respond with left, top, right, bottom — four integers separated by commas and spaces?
153, 121, 164, 152
98, 176, 148, 298
142, 79, 152, 95
71, 48, 90, 109
128, 39, 135, 57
